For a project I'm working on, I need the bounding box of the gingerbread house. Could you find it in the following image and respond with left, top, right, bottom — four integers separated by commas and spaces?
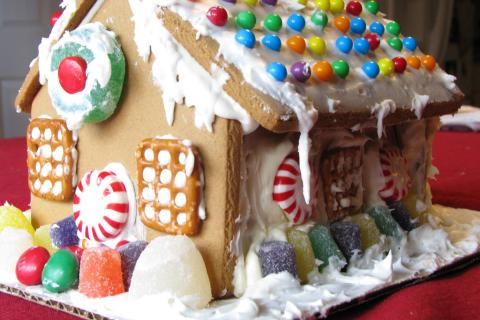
15, 0, 463, 300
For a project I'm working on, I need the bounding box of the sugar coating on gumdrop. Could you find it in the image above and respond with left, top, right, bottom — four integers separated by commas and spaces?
258, 241, 298, 279
330, 221, 362, 260
118, 240, 148, 290
349, 213, 381, 250
388, 201, 418, 231
79, 247, 125, 298
308, 224, 346, 270
367, 205, 403, 239
286, 229, 315, 283
129, 236, 212, 309
0, 228, 33, 275
50, 216, 79, 248
0, 205, 34, 235
34, 224, 57, 255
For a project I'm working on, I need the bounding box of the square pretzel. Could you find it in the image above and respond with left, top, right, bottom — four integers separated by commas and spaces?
27, 118, 76, 201
136, 138, 203, 236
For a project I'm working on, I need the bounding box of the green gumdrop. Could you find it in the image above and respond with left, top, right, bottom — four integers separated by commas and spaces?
0, 205, 35, 235
386, 21, 401, 36
236, 11, 256, 30
311, 11, 328, 28
332, 60, 350, 79
42, 249, 79, 293
350, 214, 381, 250
34, 225, 58, 255
387, 37, 403, 51
365, 0, 379, 14
366, 205, 403, 239
287, 229, 316, 283
308, 225, 346, 270
263, 13, 282, 32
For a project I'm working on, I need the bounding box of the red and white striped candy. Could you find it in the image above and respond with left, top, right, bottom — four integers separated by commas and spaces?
73, 170, 129, 242
272, 153, 312, 225
378, 146, 411, 202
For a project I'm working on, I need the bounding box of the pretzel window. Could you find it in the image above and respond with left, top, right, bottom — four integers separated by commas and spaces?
136, 138, 203, 235
27, 118, 76, 201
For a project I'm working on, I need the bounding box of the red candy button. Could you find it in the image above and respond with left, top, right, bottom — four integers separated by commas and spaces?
206, 6, 228, 27
67, 245, 84, 263
15, 246, 50, 286
58, 56, 88, 94
50, 11, 62, 27
393, 57, 407, 73
346, 1, 363, 16
364, 32, 380, 51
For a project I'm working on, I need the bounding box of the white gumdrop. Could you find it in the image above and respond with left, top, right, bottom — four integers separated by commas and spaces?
0, 227, 33, 275
129, 235, 212, 308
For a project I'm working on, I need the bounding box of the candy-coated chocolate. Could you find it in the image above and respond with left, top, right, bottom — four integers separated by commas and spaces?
58, 56, 88, 94
393, 57, 407, 73
308, 36, 326, 55
16, 246, 50, 286
287, 35, 306, 54
50, 11, 62, 27
267, 62, 287, 81
287, 13, 306, 32
298, 0, 308, 5
291, 61, 311, 82
386, 21, 401, 36
369, 21, 384, 37
264, 13, 282, 32
311, 11, 328, 28
362, 61, 379, 79
365, 0, 379, 15
421, 55, 436, 71
42, 249, 79, 293
403, 37, 417, 51
314, 0, 330, 11
378, 58, 394, 76
222, 0, 237, 3
67, 245, 84, 263
243, 0, 257, 5
346, 1, 362, 16
334, 16, 350, 33
312, 61, 333, 81
261, 0, 278, 6
236, 10, 256, 30
364, 32, 380, 50
206, 6, 228, 27
350, 17, 366, 34
387, 37, 403, 51
332, 59, 349, 78
354, 38, 370, 55
235, 29, 256, 48
336, 35, 353, 54
406, 55, 421, 69
262, 34, 282, 51
330, 0, 345, 14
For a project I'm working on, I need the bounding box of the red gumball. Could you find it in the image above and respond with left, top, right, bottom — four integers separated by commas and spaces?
393, 57, 407, 73
58, 56, 88, 94
206, 6, 228, 27
15, 246, 50, 286
346, 1, 363, 16
67, 245, 84, 263
50, 11, 62, 27
364, 32, 380, 51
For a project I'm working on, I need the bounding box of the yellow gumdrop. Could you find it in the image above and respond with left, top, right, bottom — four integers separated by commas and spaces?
0, 204, 35, 235
34, 224, 58, 255
350, 213, 381, 250
287, 228, 316, 283
314, 0, 330, 10
402, 192, 430, 225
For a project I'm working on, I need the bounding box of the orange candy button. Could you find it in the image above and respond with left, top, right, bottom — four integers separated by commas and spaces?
334, 16, 350, 34
421, 55, 436, 71
287, 35, 306, 54
406, 56, 421, 69
312, 61, 333, 81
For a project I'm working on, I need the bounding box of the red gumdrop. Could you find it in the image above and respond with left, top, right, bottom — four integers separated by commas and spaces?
364, 32, 380, 51
67, 245, 84, 263
58, 56, 88, 94
50, 11, 62, 27
15, 246, 50, 286
393, 57, 407, 73
206, 6, 228, 27
346, 1, 363, 16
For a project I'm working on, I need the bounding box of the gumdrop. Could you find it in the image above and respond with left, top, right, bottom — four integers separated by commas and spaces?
366, 205, 403, 239
34, 224, 57, 255
259, 241, 298, 279
0, 228, 33, 274
286, 229, 315, 283
402, 192, 429, 224
79, 247, 125, 298
50, 216, 79, 248
349, 214, 381, 250
308, 224, 346, 270
0, 204, 34, 235
118, 240, 148, 290
16, 246, 50, 286
330, 221, 362, 260
388, 201, 418, 231
129, 236, 212, 309
42, 249, 79, 293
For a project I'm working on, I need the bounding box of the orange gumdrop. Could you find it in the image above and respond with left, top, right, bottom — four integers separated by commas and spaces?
312, 61, 333, 81
287, 35, 306, 54
406, 56, 421, 69
334, 16, 350, 34
421, 55, 436, 71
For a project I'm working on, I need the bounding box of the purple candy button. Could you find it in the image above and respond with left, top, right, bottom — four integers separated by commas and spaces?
261, 0, 278, 6
290, 61, 311, 82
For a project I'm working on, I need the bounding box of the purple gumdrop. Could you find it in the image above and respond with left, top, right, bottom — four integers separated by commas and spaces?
290, 62, 311, 82
388, 201, 418, 231
50, 216, 80, 248
261, 0, 278, 6
118, 240, 148, 289
330, 221, 362, 260
259, 241, 298, 278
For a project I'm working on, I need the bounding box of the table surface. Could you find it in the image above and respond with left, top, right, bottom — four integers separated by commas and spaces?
0, 132, 479, 320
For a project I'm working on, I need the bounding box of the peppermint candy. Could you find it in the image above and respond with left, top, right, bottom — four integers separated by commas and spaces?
378, 146, 411, 202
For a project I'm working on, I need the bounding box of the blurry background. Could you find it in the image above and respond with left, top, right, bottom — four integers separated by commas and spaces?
0, 0, 479, 138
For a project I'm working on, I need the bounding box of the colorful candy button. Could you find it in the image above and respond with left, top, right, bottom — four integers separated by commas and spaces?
378, 58, 394, 76
297, 0, 308, 5
354, 38, 370, 55
236, 10, 256, 30
392, 57, 407, 73
362, 61, 380, 79
406, 56, 421, 69
206, 6, 228, 27
50, 11, 62, 27
287, 35, 306, 54
365, 32, 380, 50
403, 37, 417, 51
222, 0, 237, 3
421, 55, 436, 71
332, 60, 349, 78
387, 37, 403, 51
336, 36, 353, 54
262, 0, 278, 5
291, 61, 311, 82
314, 0, 330, 10
365, 0, 379, 15
267, 62, 287, 81
262, 34, 282, 51
235, 29, 256, 48
346, 1, 362, 16
311, 11, 328, 28
369, 21, 384, 36
308, 36, 326, 55
312, 61, 333, 81
58, 56, 88, 94
350, 17, 366, 34
334, 16, 350, 33
386, 21, 401, 36
287, 13, 306, 32
264, 13, 282, 32
330, 0, 345, 14
243, 0, 257, 5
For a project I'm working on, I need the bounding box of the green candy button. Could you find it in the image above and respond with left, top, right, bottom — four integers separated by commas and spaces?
42, 249, 79, 293
311, 11, 328, 28
263, 13, 282, 32
332, 60, 350, 79
365, 0, 379, 15
386, 21, 401, 36
236, 10, 256, 30
387, 37, 403, 51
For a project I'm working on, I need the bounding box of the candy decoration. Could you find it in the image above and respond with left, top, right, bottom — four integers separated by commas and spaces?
393, 57, 407, 73
311, 11, 328, 28
0, 228, 33, 274
332, 59, 349, 78
362, 61, 380, 79
330, 222, 362, 260
330, 0, 345, 14
272, 153, 312, 224
298, 0, 308, 5
235, 29, 256, 48
308, 224, 346, 270
207, 6, 228, 27
386, 21, 401, 36
287, 35, 306, 54
366, 205, 403, 239
261, 0, 278, 5
286, 229, 315, 283
50, 216, 80, 248
0, 204, 35, 235
350, 214, 381, 250
287, 13, 306, 32
16, 247, 50, 286
57, 56, 87, 94
406, 55, 421, 69
403, 37, 417, 51
312, 61, 333, 81
354, 38, 370, 55
378, 145, 411, 201
118, 240, 148, 290
378, 58, 394, 76
266, 62, 287, 81
350, 17, 366, 35
308, 36, 326, 55
346, 1, 362, 16
334, 16, 350, 34
314, 0, 330, 10
222, 0, 237, 3
262, 34, 282, 51
67, 245, 84, 263
263, 13, 282, 32
42, 249, 79, 293
365, 0, 379, 15
369, 21, 385, 36
259, 241, 298, 278
244, 0, 257, 5
34, 225, 57, 255
50, 11, 62, 27
388, 201, 418, 231
291, 62, 311, 83
73, 170, 130, 242
421, 55, 437, 71
336, 36, 353, 54
387, 37, 403, 51
236, 10, 256, 30
364, 32, 380, 51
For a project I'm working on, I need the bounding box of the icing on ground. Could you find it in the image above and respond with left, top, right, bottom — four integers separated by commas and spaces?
0, 205, 479, 319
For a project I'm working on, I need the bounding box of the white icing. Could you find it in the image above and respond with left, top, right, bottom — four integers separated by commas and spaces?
52, 181, 63, 196
34, 179, 41, 190
144, 148, 155, 161
158, 188, 171, 205
52, 146, 64, 162
144, 205, 155, 220
35, 162, 41, 173
178, 152, 186, 165
371, 99, 396, 138
185, 149, 195, 177
174, 171, 187, 188
177, 212, 187, 225
143, 167, 156, 183
158, 150, 171, 166
79, 0, 106, 25
40, 180, 52, 194
37, 145, 52, 159
441, 106, 480, 131
40, 162, 52, 177
159, 209, 171, 224
142, 187, 155, 201
44, 128, 52, 141
31, 127, 40, 140
175, 192, 187, 208
159, 169, 172, 184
